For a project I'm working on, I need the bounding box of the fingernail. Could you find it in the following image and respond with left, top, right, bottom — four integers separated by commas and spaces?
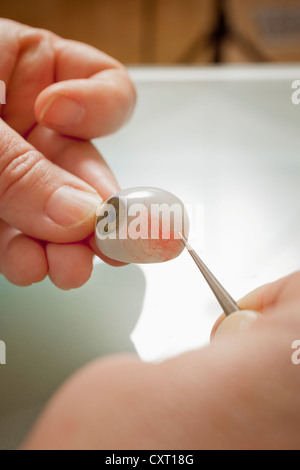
47, 186, 102, 228
40, 95, 85, 127
214, 310, 261, 340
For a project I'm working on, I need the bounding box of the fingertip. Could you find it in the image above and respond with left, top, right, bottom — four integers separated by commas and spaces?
46, 185, 102, 233
212, 311, 261, 342
34, 70, 137, 140
36, 92, 85, 132
2, 235, 48, 286
46, 243, 94, 290
210, 313, 226, 342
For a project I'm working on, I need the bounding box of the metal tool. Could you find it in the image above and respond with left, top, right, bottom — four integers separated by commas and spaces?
179, 234, 240, 316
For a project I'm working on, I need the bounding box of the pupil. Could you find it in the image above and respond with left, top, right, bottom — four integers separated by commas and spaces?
97, 196, 121, 235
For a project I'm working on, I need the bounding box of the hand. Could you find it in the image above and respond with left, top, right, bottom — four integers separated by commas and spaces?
23, 272, 300, 449
0, 19, 136, 289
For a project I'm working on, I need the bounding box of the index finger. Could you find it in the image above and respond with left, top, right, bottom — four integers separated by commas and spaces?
34, 37, 136, 139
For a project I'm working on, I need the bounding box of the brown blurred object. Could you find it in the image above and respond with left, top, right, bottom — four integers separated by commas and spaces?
1, 0, 300, 64
0, 0, 218, 64
155, 0, 217, 63
223, 0, 300, 62
0, 0, 143, 63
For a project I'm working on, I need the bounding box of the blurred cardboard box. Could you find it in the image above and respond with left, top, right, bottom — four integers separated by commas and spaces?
224, 0, 300, 62
220, 37, 252, 63
0, 0, 218, 64
155, 0, 217, 63
2, 0, 300, 64
0, 0, 143, 63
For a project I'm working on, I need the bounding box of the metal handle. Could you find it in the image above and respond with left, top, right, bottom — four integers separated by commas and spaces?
180, 234, 240, 316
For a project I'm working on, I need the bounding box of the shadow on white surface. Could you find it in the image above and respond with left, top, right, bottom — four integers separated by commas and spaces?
0, 263, 146, 449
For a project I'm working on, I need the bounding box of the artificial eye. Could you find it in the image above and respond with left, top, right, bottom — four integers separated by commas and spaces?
95, 187, 189, 264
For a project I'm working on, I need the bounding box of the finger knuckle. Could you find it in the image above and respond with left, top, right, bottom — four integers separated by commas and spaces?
0, 150, 43, 201
19, 28, 54, 48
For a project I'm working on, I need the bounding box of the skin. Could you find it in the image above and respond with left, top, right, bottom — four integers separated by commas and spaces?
23, 272, 300, 450
0, 19, 136, 289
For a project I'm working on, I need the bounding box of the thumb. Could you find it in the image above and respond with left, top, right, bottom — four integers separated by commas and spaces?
212, 311, 261, 341
0, 119, 102, 243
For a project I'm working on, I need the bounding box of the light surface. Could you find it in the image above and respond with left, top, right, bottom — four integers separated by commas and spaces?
0, 66, 300, 448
